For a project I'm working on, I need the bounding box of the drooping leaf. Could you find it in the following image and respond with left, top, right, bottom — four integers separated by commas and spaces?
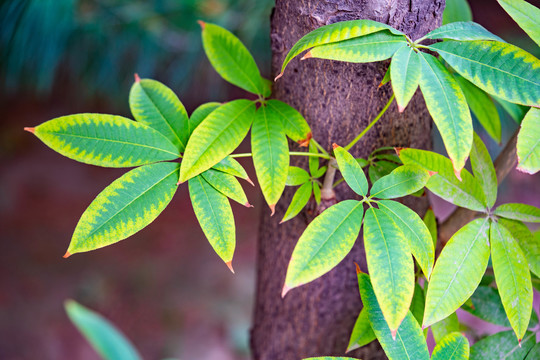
420, 22, 504, 42
357, 272, 430, 360
377, 200, 434, 279
307, 31, 407, 64
284, 200, 364, 293
431, 312, 460, 344
442, 0, 473, 24
497, 0, 540, 47
390, 46, 421, 111
494, 203, 540, 222
423, 208, 438, 250
470, 133, 497, 208
516, 107, 540, 174
30, 114, 180, 168
418, 52, 473, 176
334, 145, 368, 197
423, 218, 490, 328
499, 218, 540, 277
279, 19, 404, 76
282, 182, 312, 223
470, 330, 535, 360
201, 168, 249, 206
368, 160, 399, 183
346, 308, 376, 352
431, 332, 470, 360
68, 162, 179, 255
65, 300, 142, 360
252, 105, 289, 210
188, 175, 235, 266
490, 221, 532, 341
363, 207, 414, 332
200, 22, 265, 95
266, 99, 311, 145
129, 78, 189, 152
398, 148, 486, 211
429, 40, 540, 107
455, 75, 501, 143
189, 102, 221, 135
212, 156, 251, 184
286, 166, 311, 186
370, 165, 430, 199
180, 100, 255, 182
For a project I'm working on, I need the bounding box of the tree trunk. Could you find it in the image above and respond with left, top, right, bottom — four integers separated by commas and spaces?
251, 1, 444, 359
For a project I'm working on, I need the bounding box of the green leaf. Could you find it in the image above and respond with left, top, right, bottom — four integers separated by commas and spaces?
390, 46, 421, 111
363, 207, 414, 332
356, 158, 370, 168
423, 208, 438, 250
31, 114, 180, 168
455, 75, 501, 143
212, 156, 252, 184
346, 308, 376, 352
286, 166, 310, 186
498, 0, 540, 47
68, 162, 179, 255
188, 175, 235, 267
470, 133, 497, 208
431, 332, 470, 360
418, 52, 473, 176
189, 102, 221, 135
65, 300, 142, 360
370, 165, 430, 199
494, 95, 529, 123
266, 100, 311, 145
281, 182, 312, 223
410, 283, 426, 326
490, 221, 532, 341
380, 63, 392, 87
313, 166, 327, 179
304, 358, 357, 360
307, 31, 407, 64
470, 330, 536, 360
357, 272, 430, 360
499, 218, 540, 277
284, 200, 364, 293
431, 312, 460, 344
129, 78, 189, 152
252, 105, 289, 211
377, 200, 434, 279
398, 148, 486, 211
180, 100, 255, 182
201, 168, 250, 207
443, 0, 473, 24
309, 142, 319, 176
525, 343, 540, 360
421, 22, 504, 42
423, 218, 490, 328
368, 160, 399, 183
494, 203, 540, 222
279, 19, 404, 76
200, 22, 265, 95
334, 145, 368, 197
313, 181, 322, 205
517, 107, 540, 174
429, 40, 540, 107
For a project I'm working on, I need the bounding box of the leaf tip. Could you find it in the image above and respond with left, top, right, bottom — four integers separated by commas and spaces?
452, 160, 463, 181
244, 201, 254, 208
394, 147, 404, 156
300, 51, 312, 60
354, 262, 363, 274
176, 179, 184, 186
63, 251, 71, 259
197, 20, 206, 30
298, 132, 312, 147
246, 176, 255, 186
518, 338, 522, 347
24, 127, 35, 134
226, 260, 235, 274
390, 328, 397, 340
346, 344, 358, 353
281, 284, 291, 298
427, 170, 437, 177
269, 204, 276, 216
134, 73, 141, 83
274, 72, 284, 82
332, 143, 340, 150
397, 104, 405, 113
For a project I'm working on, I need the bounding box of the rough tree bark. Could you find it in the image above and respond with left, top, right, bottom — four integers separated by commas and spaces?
251, 1, 444, 359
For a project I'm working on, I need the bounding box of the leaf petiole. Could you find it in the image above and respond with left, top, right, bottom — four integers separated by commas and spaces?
229, 152, 332, 159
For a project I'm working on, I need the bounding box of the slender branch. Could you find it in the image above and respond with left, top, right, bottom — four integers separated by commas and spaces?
438, 130, 519, 246
344, 94, 395, 151
312, 139, 329, 156
229, 152, 331, 159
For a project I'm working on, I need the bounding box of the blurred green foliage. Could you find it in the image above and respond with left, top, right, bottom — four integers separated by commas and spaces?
0, 0, 273, 101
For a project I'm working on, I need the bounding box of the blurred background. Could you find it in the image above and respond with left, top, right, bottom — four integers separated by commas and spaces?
0, 0, 539, 359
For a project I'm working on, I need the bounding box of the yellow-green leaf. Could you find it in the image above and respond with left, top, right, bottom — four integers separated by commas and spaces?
490, 221, 532, 341
347, 308, 376, 352
31, 114, 180, 168
423, 218, 490, 328
390, 46, 421, 112
418, 52, 473, 176
252, 105, 289, 210
431, 332, 469, 360
189, 102, 221, 135
334, 145, 368, 197
180, 100, 255, 182
129, 78, 189, 152
370, 164, 430, 199
363, 207, 414, 332
498, 0, 540, 47
499, 218, 540, 278
423, 208, 438, 250
517, 107, 540, 174
282, 182, 312, 223
286, 166, 310, 186
211, 156, 251, 184
201, 168, 250, 207
431, 312, 460, 344
420, 22, 504, 42
266, 99, 311, 145
470, 133, 497, 208
68, 162, 179, 255
470, 330, 536, 360
494, 202, 540, 222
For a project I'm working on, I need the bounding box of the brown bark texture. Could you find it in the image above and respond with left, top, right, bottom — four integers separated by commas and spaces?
251, 1, 444, 359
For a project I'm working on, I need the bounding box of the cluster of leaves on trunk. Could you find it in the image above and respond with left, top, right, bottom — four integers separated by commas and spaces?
27, 0, 540, 359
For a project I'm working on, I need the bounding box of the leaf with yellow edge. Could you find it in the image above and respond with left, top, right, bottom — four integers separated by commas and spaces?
470, 133, 497, 208
189, 102, 221, 136
494, 202, 540, 222
370, 165, 430, 199
67, 162, 179, 256
212, 156, 252, 185
517, 107, 540, 174
390, 46, 421, 112
334, 145, 368, 197
498, 0, 540, 47
498, 218, 540, 278
266, 100, 311, 145
201, 168, 250, 207
346, 308, 376, 352
431, 332, 469, 360
281, 182, 312, 223
29, 114, 180, 168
